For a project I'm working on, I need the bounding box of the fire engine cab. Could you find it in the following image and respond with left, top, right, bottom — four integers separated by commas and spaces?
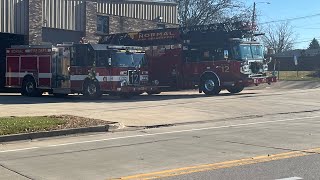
5, 43, 159, 98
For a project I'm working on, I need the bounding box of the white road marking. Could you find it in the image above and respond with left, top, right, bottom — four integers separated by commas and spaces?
275, 177, 303, 180
0, 115, 320, 153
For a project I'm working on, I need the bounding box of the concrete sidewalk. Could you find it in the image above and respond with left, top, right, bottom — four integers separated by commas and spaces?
1, 85, 320, 127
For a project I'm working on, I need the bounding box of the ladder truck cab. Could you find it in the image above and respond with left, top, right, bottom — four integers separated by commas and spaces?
101, 21, 277, 95
5, 43, 159, 98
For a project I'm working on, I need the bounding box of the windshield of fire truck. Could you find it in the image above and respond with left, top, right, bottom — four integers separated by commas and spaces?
111, 52, 146, 67
233, 44, 264, 60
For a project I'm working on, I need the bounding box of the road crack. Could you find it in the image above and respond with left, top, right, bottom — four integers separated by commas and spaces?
0, 163, 34, 180
215, 139, 320, 155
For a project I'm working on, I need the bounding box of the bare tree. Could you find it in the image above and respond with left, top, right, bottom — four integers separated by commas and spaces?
177, 0, 250, 26
261, 22, 296, 53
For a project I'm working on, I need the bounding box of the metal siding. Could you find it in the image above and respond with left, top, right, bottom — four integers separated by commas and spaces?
140, 4, 143, 19
14, 0, 19, 33
57, 0, 60, 29
0, 0, 2, 32
24, 0, 28, 34
0, 0, 28, 34
72, 0, 75, 30
42, 0, 46, 27
119, 3, 122, 16
135, 3, 138, 18
3, 0, 6, 32
75, 0, 81, 31
42, 0, 86, 31
96, 0, 176, 22
127, 3, 130, 17
148, 4, 151, 20
8, 0, 11, 32
0, 0, 177, 34
125, 3, 128, 17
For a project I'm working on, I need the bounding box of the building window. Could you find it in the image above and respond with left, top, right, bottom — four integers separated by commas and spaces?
157, 24, 166, 29
97, 15, 109, 34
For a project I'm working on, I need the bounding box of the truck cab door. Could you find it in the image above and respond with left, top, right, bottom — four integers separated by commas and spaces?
54, 47, 71, 89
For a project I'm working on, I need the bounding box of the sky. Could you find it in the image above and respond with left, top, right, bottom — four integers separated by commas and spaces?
244, 0, 320, 49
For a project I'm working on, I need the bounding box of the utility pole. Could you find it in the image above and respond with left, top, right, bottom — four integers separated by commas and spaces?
252, 2, 256, 30
252, 2, 270, 30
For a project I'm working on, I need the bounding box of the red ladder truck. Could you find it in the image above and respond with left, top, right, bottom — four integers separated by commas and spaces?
101, 22, 277, 95
5, 43, 159, 98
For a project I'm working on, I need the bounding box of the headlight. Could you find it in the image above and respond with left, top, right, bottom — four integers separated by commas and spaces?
121, 80, 128, 87
263, 64, 269, 71
242, 65, 250, 72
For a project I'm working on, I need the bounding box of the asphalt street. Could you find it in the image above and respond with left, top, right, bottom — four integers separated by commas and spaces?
161, 154, 320, 180
0, 82, 320, 179
1, 110, 320, 179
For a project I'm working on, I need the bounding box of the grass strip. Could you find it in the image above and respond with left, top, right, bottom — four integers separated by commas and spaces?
0, 116, 66, 136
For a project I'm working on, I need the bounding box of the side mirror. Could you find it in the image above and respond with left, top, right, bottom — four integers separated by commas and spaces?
224, 50, 229, 59
108, 58, 112, 66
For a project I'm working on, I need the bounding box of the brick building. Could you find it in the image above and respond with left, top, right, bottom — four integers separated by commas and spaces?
0, 0, 178, 88
0, 0, 178, 45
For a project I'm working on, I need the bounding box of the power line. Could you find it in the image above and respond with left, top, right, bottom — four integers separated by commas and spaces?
295, 27, 320, 30
295, 37, 320, 44
294, 21, 320, 27
261, 13, 320, 24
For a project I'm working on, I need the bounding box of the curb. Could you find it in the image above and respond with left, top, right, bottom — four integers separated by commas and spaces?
0, 125, 110, 143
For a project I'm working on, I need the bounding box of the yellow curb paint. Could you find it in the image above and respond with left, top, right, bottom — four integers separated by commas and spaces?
111, 147, 320, 180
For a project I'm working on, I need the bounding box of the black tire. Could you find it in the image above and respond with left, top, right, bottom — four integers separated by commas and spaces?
201, 75, 221, 96
227, 86, 244, 94
83, 80, 102, 99
21, 77, 42, 97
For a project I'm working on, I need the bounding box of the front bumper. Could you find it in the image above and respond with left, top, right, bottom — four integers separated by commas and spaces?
117, 85, 160, 93
245, 76, 277, 86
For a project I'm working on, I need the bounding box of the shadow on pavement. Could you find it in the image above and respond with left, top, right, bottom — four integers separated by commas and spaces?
0, 92, 258, 105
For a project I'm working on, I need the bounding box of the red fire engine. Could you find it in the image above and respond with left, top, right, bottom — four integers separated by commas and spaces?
101, 22, 277, 95
5, 43, 159, 98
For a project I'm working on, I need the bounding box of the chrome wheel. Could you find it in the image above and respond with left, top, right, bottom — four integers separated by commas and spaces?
25, 82, 35, 93
87, 83, 97, 96
204, 80, 215, 92
21, 77, 42, 97
83, 80, 101, 99
201, 76, 221, 96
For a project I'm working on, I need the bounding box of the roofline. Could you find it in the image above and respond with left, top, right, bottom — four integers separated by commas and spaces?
92, 0, 177, 5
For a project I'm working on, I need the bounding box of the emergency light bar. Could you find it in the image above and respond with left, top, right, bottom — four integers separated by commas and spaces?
107, 45, 143, 50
